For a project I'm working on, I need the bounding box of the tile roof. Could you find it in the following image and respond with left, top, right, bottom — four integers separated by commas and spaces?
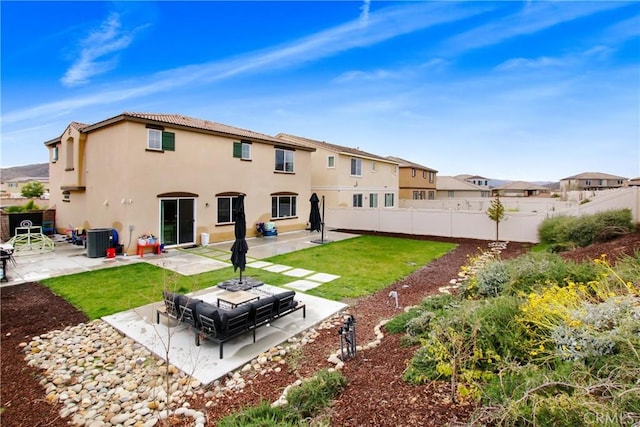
492, 180, 550, 191
277, 133, 398, 164
560, 172, 629, 181
436, 176, 486, 191
386, 156, 437, 172
54, 112, 314, 151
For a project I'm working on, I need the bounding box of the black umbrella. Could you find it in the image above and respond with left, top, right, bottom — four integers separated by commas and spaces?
309, 193, 322, 233
230, 194, 248, 283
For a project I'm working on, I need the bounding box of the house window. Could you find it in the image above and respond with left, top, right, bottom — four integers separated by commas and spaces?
353, 194, 363, 207
275, 148, 294, 172
585, 180, 592, 186
422, 170, 427, 179
429, 172, 435, 183
8, 183, 17, 188
394, 165, 398, 174
371, 160, 376, 171
428, 191, 435, 200
369, 193, 378, 208
272, 195, 297, 218
52, 146, 59, 162
327, 156, 335, 168
412, 168, 416, 177
350, 158, 362, 176
413, 191, 426, 200
384, 193, 394, 207
233, 141, 251, 160
147, 128, 175, 151
448, 191, 454, 198
217, 196, 239, 224
148, 129, 162, 150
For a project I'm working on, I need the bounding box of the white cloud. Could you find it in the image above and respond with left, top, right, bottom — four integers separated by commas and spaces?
5, 2, 486, 125
443, 2, 627, 54
359, 0, 371, 26
61, 12, 135, 87
496, 56, 564, 71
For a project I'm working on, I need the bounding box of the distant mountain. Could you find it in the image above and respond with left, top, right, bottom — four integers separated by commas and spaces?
0, 163, 49, 182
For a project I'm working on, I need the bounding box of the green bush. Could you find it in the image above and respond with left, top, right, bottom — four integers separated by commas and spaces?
386, 293, 457, 335
537, 209, 635, 248
474, 260, 509, 297
285, 369, 347, 419
217, 401, 296, 427
503, 252, 599, 295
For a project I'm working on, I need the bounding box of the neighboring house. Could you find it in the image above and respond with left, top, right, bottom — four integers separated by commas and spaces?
276, 134, 399, 209
436, 176, 487, 199
455, 174, 491, 190
491, 181, 551, 197
386, 156, 438, 200
628, 177, 640, 187
559, 172, 628, 192
0, 176, 49, 198
44, 112, 315, 253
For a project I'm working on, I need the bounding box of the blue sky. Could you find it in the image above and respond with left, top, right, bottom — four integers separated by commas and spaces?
2, 1, 639, 182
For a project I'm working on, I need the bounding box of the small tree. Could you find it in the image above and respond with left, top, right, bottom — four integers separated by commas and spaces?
21, 181, 45, 199
486, 195, 505, 242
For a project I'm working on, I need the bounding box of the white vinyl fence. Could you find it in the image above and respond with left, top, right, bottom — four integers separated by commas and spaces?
325, 187, 640, 243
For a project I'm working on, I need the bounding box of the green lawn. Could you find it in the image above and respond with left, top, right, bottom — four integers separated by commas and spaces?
42, 235, 456, 320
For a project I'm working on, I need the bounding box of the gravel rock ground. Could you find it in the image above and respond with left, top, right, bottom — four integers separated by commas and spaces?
2, 230, 638, 427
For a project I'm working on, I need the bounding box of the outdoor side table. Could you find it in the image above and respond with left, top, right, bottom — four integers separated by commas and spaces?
217, 290, 259, 309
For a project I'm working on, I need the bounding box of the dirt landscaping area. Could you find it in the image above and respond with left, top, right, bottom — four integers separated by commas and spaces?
2, 231, 639, 426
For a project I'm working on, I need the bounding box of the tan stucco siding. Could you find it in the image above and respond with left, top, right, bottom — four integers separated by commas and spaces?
49, 121, 313, 253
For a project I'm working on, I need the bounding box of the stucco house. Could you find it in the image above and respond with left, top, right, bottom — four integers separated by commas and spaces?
0, 176, 49, 199
559, 172, 628, 192
276, 134, 400, 209
386, 156, 438, 200
44, 112, 315, 254
455, 174, 491, 190
491, 181, 551, 197
435, 176, 487, 199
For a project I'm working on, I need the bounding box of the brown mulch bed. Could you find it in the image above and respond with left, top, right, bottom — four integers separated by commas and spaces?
2, 230, 639, 427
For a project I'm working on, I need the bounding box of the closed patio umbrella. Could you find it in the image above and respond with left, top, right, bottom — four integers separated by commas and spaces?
230, 194, 248, 283
309, 193, 322, 233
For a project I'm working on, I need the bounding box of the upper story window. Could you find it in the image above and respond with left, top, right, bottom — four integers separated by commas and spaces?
233, 141, 251, 160
147, 127, 175, 151
394, 165, 398, 174
411, 168, 416, 177
327, 155, 335, 168
350, 158, 362, 176
422, 170, 427, 179
371, 160, 376, 172
148, 129, 162, 150
272, 193, 297, 218
429, 172, 435, 183
52, 146, 59, 162
275, 148, 294, 172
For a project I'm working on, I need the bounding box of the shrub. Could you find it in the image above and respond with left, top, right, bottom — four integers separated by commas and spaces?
217, 400, 295, 427
537, 209, 635, 248
474, 260, 509, 297
285, 369, 347, 419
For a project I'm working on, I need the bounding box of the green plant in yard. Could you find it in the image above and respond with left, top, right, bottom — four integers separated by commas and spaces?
486, 195, 505, 242
216, 401, 297, 427
285, 369, 347, 419
537, 209, 635, 249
